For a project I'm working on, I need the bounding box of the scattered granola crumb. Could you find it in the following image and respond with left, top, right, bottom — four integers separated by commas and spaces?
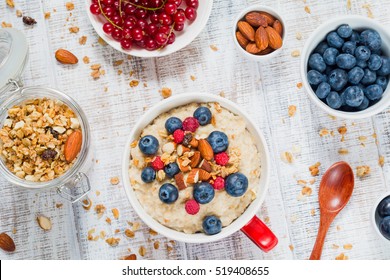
160, 87, 172, 99
12, 228, 17, 234
296, 82, 303, 89
56, 203, 63, 208
112, 208, 119, 219
44, 12, 51, 19
123, 254, 137, 260
329, 115, 337, 120
83, 56, 90, 64
281, 151, 294, 163
2, 21, 13, 28
105, 217, 112, 224
343, 244, 353, 250
210, 44, 218, 51
347, 0, 352, 10
310, 209, 315, 216
288, 105, 297, 117
358, 136, 367, 143
335, 253, 348, 260
82, 198, 92, 210
129, 80, 139, 87
338, 126, 347, 135
115, 229, 120, 234
110, 176, 120, 185
362, 3, 374, 18
337, 225, 341, 231
79, 36, 87, 45
189, 75, 197, 81
94, 204, 106, 218
309, 162, 321, 176
100, 231, 106, 239
90, 64, 103, 79
104, 86, 108, 93
98, 37, 107, 46
302, 186, 312, 196
338, 148, 349, 155
113, 60, 124, 66
304, 6, 311, 14
291, 50, 300, 57
66, 2, 75, 11
332, 244, 339, 249
356, 165, 370, 178
106, 237, 120, 247
319, 128, 329, 137
95, 190, 100, 196
379, 156, 385, 167
289, 245, 294, 251
297, 180, 307, 186
125, 229, 135, 238
296, 32, 303, 40
154, 241, 160, 249
149, 229, 158, 236
117, 70, 123, 75
69, 26, 79, 33
16, 10, 23, 17
6, 0, 15, 8
309, 178, 316, 185
139, 246, 146, 257
132, 222, 141, 231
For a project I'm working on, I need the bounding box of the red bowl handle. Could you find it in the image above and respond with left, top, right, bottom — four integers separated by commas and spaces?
241, 216, 278, 252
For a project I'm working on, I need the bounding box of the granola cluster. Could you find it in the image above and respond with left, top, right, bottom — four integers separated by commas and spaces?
0, 98, 81, 182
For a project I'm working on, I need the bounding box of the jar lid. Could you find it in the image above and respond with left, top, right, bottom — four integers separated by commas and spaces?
0, 28, 28, 93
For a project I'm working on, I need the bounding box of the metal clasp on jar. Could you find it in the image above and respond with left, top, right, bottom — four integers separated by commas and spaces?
57, 172, 91, 207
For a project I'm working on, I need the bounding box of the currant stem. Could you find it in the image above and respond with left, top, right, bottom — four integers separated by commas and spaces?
97, 0, 123, 30
122, 0, 168, 11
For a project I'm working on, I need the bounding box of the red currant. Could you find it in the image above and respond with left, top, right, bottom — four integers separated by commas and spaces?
173, 9, 186, 24
154, 32, 168, 46
136, 19, 148, 30
168, 33, 176, 44
186, 0, 199, 9
149, 0, 163, 8
102, 6, 114, 17
90, 3, 101, 15
136, 37, 146, 48
146, 23, 158, 36
135, 9, 148, 19
185, 7, 197, 21
123, 17, 136, 29
121, 39, 132, 50
149, 13, 159, 24
124, 3, 136, 15
111, 28, 123, 41
111, 14, 123, 26
159, 25, 170, 34
102, 22, 114, 34
164, 3, 177, 15
168, 0, 182, 6
159, 12, 172, 26
145, 38, 158, 51
102, 0, 114, 6
132, 28, 144, 41
174, 23, 184, 31
122, 28, 132, 40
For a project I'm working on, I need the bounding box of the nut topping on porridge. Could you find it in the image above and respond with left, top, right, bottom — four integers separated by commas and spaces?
0, 98, 82, 182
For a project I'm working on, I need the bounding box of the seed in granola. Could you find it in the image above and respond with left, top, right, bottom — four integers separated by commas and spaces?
41, 149, 57, 160
182, 133, 193, 146
22, 16, 37, 25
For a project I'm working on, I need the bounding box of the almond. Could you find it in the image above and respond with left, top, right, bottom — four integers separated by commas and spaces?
198, 169, 211, 181
237, 21, 255, 41
0, 232, 15, 252
177, 144, 190, 156
272, 20, 283, 36
177, 157, 191, 172
198, 159, 212, 172
186, 169, 199, 184
198, 139, 214, 161
189, 138, 198, 148
236, 31, 249, 48
246, 43, 261, 54
55, 49, 78, 64
258, 11, 276, 25
162, 142, 176, 154
245, 12, 268, 27
64, 130, 82, 163
259, 47, 274, 55
255, 26, 268, 51
190, 151, 201, 168
265, 26, 283, 50
175, 173, 187, 190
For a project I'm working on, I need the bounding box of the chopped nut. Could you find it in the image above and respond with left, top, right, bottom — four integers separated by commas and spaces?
291, 50, 300, 57
160, 87, 172, 99
112, 208, 119, 219
79, 36, 87, 45
110, 176, 120, 185
210, 44, 218, 51
309, 162, 321, 176
130, 80, 139, 87
338, 126, 347, 135
281, 151, 294, 163
105, 217, 112, 225
69, 26, 79, 33
37, 215, 52, 231
94, 204, 106, 218
1, 22, 12, 28
335, 253, 348, 260
288, 105, 297, 117
343, 244, 353, 250
304, 6, 311, 14
379, 156, 385, 167
44, 12, 51, 19
106, 237, 120, 247
139, 246, 146, 257
356, 165, 370, 178
6, 0, 15, 8
338, 148, 349, 155
83, 56, 90, 64
190, 75, 196, 81
319, 128, 329, 137
125, 229, 135, 238
123, 254, 137, 260
302, 186, 312, 196
16, 10, 23, 17
66, 2, 75, 11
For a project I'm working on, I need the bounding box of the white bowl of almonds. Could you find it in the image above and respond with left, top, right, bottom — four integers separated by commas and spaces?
122, 93, 278, 251
233, 5, 286, 62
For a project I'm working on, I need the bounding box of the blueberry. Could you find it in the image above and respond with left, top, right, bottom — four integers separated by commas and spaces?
357, 96, 369, 110
377, 197, 390, 218
165, 117, 182, 134
316, 82, 331, 99
326, 31, 344, 49
350, 31, 360, 43
377, 57, 390, 76
379, 216, 390, 240
141, 167, 156, 183
361, 68, 377, 85
309, 53, 326, 72
355, 46, 371, 61
314, 41, 329, 55
308, 70, 326, 86
207, 131, 228, 153
376, 76, 388, 90
325, 66, 334, 76
159, 183, 178, 204
138, 135, 159, 155
360, 29, 382, 51
328, 69, 348, 91
348, 66, 365, 85
372, 49, 383, 56
202, 215, 222, 235
337, 24, 353, 38
164, 162, 180, 178
193, 182, 215, 204
336, 54, 356, 70
364, 84, 383, 101
193, 106, 212, 126
323, 47, 339, 66
326, 91, 343, 109
344, 86, 364, 107
225, 172, 248, 197
341, 41, 356, 55
356, 59, 368, 69
368, 54, 383, 71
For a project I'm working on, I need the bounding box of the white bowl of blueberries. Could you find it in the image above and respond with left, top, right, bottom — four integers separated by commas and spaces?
301, 16, 390, 119
372, 192, 390, 243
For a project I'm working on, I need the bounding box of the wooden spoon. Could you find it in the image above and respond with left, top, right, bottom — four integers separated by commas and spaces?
310, 161, 354, 260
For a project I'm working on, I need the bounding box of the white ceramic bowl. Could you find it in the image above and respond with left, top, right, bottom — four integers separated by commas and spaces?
232, 5, 286, 62
121, 93, 272, 244
85, 0, 213, 58
301, 15, 390, 119
371, 192, 390, 243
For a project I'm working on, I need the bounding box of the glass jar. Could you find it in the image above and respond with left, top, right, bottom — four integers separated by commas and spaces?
0, 28, 92, 205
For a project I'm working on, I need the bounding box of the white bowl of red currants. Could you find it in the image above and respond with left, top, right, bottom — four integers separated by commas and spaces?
372, 192, 390, 243
301, 16, 390, 119
86, 0, 213, 58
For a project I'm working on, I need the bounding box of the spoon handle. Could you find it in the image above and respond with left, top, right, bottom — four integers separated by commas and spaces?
310, 212, 336, 260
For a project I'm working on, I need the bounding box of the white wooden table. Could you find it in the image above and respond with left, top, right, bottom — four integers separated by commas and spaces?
1, 0, 390, 260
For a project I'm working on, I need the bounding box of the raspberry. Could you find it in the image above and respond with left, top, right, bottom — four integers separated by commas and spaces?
185, 199, 200, 215
215, 152, 229, 166
212, 177, 225, 190
173, 129, 185, 144
182, 117, 199, 132
151, 156, 164, 171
